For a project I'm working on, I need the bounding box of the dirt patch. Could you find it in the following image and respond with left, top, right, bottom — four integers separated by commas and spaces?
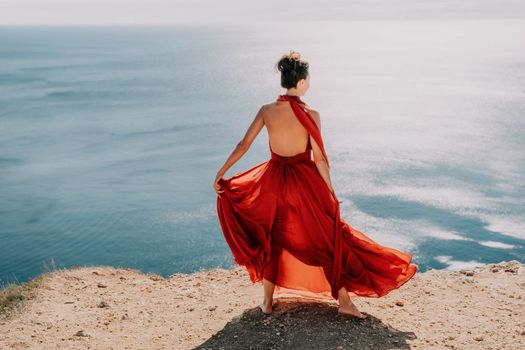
0, 260, 523, 350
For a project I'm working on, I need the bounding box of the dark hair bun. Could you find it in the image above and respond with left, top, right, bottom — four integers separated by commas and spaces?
275, 50, 309, 89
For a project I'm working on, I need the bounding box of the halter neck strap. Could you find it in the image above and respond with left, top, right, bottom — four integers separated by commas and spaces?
276, 94, 330, 168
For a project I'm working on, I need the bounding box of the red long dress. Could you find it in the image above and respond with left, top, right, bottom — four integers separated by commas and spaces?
216, 94, 418, 301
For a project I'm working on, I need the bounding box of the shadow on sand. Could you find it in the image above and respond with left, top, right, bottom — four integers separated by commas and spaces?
195, 297, 417, 350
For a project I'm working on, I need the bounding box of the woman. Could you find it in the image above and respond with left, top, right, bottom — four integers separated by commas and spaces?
213, 51, 418, 319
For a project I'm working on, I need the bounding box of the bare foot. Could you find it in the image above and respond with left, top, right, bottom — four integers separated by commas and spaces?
338, 301, 366, 319
259, 301, 272, 315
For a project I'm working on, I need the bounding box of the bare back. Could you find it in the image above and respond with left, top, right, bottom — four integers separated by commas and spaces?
264, 100, 311, 157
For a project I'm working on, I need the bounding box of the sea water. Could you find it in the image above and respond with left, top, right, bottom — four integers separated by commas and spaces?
1, 20, 524, 285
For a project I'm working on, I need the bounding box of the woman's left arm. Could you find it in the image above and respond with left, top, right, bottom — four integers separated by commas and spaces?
213, 105, 266, 194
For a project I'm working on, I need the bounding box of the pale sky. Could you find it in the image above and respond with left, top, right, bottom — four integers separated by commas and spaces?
1, 0, 524, 25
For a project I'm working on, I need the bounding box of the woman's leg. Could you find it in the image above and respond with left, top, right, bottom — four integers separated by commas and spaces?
337, 286, 366, 318
259, 278, 275, 314
338, 286, 351, 304
260, 249, 280, 314
263, 278, 275, 305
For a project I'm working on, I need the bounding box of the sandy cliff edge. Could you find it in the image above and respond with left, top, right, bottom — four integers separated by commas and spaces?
0, 260, 523, 350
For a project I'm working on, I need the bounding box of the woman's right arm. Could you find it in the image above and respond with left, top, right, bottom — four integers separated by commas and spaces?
309, 111, 335, 195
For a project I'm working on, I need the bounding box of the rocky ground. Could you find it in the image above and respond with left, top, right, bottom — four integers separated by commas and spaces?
0, 260, 523, 349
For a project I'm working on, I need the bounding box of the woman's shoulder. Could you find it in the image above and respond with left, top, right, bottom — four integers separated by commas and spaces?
262, 100, 282, 113
304, 106, 320, 120
304, 105, 318, 113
